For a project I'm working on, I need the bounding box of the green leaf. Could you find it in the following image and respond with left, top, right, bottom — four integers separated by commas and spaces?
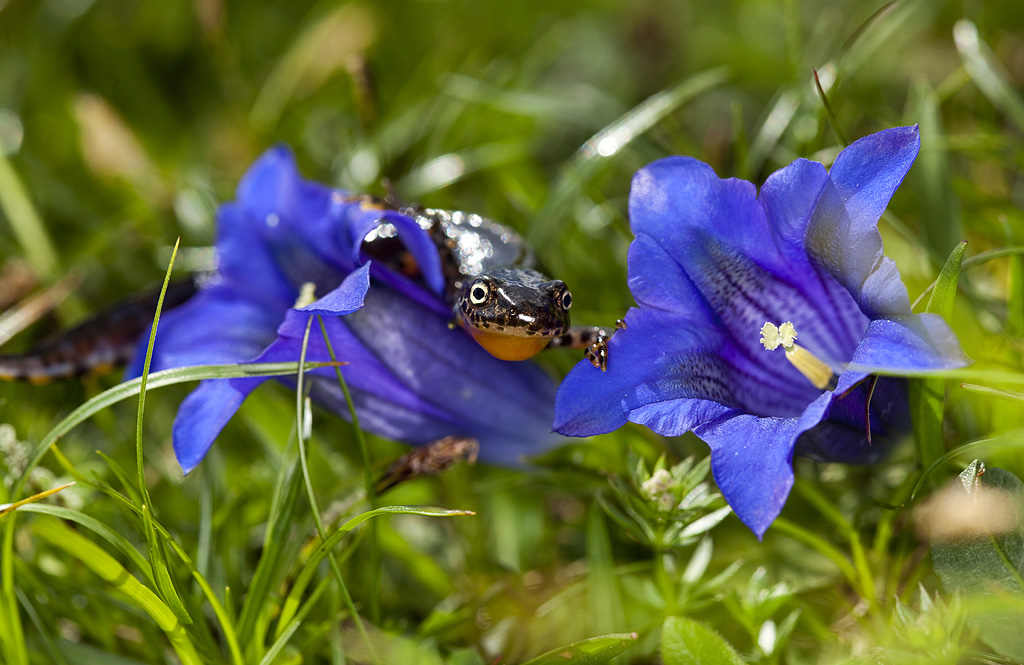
519, 633, 638, 665
660, 616, 744, 665
31, 519, 203, 665
910, 241, 967, 472
930, 466, 1024, 661
926, 241, 967, 320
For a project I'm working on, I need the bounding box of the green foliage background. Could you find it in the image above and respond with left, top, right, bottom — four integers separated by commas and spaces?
2, 0, 1024, 663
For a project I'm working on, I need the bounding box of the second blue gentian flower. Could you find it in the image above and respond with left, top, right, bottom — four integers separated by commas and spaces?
554, 126, 969, 538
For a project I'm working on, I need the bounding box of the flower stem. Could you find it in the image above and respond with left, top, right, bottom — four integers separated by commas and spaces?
772, 518, 860, 591
317, 316, 381, 625
297, 317, 380, 665
653, 530, 678, 615
793, 481, 876, 606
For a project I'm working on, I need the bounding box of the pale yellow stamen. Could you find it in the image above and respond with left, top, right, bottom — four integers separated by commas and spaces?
760, 321, 836, 391
294, 282, 317, 309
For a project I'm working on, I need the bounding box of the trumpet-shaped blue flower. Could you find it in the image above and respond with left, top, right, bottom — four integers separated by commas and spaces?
130, 147, 559, 473
554, 127, 969, 537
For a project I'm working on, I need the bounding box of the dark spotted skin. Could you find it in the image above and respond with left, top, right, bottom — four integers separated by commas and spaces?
0, 279, 198, 384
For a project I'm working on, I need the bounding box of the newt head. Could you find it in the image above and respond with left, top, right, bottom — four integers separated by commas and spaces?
454, 267, 572, 361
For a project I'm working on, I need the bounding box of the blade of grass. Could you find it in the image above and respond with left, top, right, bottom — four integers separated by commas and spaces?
909, 79, 962, 258
911, 430, 1024, 500
909, 241, 966, 473
519, 632, 638, 665
14, 586, 69, 665
2, 360, 321, 665
585, 508, 626, 645
294, 315, 379, 665
134, 238, 192, 626
5, 360, 341, 503
22, 490, 244, 664
250, 5, 377, 131
954, 19, 1024, 133
813, 69, 848, 146
316, 314, 380, 623
960, 384, 1024, 403
793, 481, 874, 605
912, 246, 1024, 310
32, 518, 202, 665
0, 482, 75, 517
0, 151, 59, 278
771, 518, 859, 586
528, 67, 729, 246
237, 442, 304, 653
260, 576, 334, 665
274, 505, 474, 638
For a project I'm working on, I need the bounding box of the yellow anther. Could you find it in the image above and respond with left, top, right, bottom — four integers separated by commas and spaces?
294, 282, 317, 309
760, 321, 836, 391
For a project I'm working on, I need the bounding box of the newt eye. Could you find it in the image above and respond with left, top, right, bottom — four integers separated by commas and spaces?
469, 281, 490, 305
559, 289, 573, 311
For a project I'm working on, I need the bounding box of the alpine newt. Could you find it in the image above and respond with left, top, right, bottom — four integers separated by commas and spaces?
1, 203, 615, 383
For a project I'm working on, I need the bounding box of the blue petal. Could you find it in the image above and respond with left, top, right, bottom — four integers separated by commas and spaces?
795, 376, 908, 464
344, 206, 446, 300
627, 157, 868, 376
830, 127, 921, 234
228, 147, 358, 296
260, 286, 559, 465
215, 203, 299, 309
628, 157, 775, 273
758, 159, 869, 356
297, 264, 371, 316
690, 392, 834, 538
339, 287, 558, 447
131, 283, 282, 377
806, 126, 920, 318
847, 314, 971, 373
555, 307, 823, 436
174, 376, 266, 474
235, 146, 333, 244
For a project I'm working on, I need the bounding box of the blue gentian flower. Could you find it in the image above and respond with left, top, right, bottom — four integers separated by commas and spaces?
553, 127, 969, 537
130, 147, 559, 473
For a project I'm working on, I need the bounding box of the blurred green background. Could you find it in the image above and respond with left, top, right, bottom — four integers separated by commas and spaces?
3, 0, 1024, 663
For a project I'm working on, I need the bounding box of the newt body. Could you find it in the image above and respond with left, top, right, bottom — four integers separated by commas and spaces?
2, 202, 612, 382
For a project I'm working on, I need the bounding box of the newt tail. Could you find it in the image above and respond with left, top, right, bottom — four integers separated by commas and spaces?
0, 279, 198, 385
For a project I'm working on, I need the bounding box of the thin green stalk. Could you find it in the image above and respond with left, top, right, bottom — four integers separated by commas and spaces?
794, 481, 875, 605
772, 518, 859, 589
872, 471, 919, 602
316, 315, 380, 624
296, 317, 380, 665
653, 535, 677, 616
0, 151, 59, 278
136, 239, 178, 488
